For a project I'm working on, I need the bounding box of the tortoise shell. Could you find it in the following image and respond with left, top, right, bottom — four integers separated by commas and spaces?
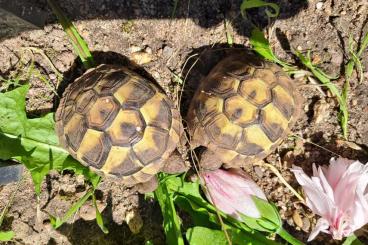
187, 53, 301, 168
56, 64, 183, 184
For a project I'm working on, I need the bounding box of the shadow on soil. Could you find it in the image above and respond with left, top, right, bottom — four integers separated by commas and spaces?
56, 192, 165, 245
1, 0, 308, 40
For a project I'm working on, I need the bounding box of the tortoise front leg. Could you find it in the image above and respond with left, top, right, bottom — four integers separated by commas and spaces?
161, 149, 189, 174
135, 175, 159, 193
199, 149, 223, 171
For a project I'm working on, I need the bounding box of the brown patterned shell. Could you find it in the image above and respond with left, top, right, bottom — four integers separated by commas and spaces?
187, 54, 301, 167
56, 64, 183, 184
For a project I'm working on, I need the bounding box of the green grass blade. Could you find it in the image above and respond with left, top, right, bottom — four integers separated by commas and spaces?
357, 30, 368, 57
47, 0, 95, 69
294, 50, 349, 138
50, 188, 94, 229
93, 193, 109, 234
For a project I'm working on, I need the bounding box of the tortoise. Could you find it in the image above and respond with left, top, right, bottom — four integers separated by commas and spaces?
187, 53, 301, 170
56, 64, 187, 192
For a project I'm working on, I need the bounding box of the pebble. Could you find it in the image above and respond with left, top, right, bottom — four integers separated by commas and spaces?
302, 217, 311, 232
316, 2, 323, 10
254, 166, 264, 178
292, 210, 304, 228
162, 46, 174, 58
144, 46, 152, 54
126, 209, 143, 234
129, 45, 142, 53
130, 51, 153, 65
313, 99, 329, 124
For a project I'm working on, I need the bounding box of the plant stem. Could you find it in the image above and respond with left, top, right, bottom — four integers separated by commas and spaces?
277, 227, 305, 245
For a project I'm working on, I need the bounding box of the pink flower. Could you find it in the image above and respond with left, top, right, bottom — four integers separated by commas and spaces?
201, 168, 267, 220
291, 157, 368, 241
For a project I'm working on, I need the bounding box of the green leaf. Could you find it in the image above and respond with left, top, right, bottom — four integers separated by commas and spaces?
154, 174, 184, 245
342, 234, 364, 245
47, 0, 95, 69
158, 175, 281, 245
240, 0, 280, 18
186, 226, 281, 245
252, 197, 281, 229
93, 193, 109, 234
186, 227, 229, 245
250, 28, 292, 68
0, 85, 100, 194
0, 231, 14, 241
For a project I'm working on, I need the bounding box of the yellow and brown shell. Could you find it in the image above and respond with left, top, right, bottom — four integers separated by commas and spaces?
56, 64, 183, 184
187, 53, 301, 168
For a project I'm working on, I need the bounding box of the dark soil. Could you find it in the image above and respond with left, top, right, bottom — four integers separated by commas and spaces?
0, 0, 367, 244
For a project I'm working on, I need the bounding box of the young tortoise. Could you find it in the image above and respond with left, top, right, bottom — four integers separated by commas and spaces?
187, 53, 301, 170
56, 64, 186, 192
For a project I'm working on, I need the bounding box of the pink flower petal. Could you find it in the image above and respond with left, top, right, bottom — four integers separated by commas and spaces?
308, 218, 330, 241
292, 157, 368, 241
201, 168, 267, 220
291, 166, 335, 217
324, 158, 352, 189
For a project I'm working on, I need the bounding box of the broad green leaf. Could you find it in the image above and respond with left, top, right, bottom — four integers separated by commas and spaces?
0, 85, 100, 194
93, 193, 109, 234
240, 0, 280, 18
230, 228, 280, 245
276, 227, 305, 245
159, 175, 282, 245
47, 0, 95, 69
186, 226, 280, 245
186, 227, 228, 245
155, 174, 184, 245
174, 195, 221, 229
0, 231, 14, 241
252, 197, 281, 230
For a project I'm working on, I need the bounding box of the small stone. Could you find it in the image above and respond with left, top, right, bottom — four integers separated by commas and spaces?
313, 99, 329, 124
130, 51, 153, 65
49, 74, 56, 80
151, 71, 160, 80
126, 209, 143, 234
129, 45, 142, 53
316, 2, 323, 10
145, 46, 152, 54
254, 166, 264, 178
162, 46, 174, 58
302, 217, 311, 232
292, 210, 304, 228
